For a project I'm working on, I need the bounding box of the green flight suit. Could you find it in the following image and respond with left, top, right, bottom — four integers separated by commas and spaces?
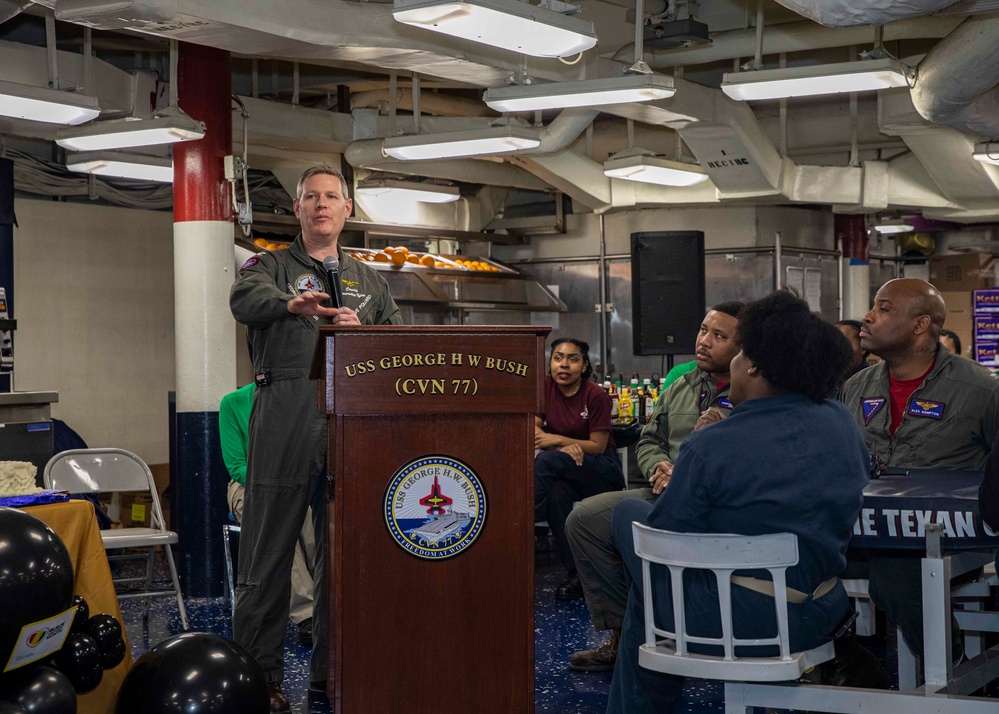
230, 235, 401, 686
839, 344, 999, 657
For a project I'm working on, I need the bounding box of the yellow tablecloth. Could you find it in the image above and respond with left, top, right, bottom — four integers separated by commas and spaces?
23, 499, 132, 714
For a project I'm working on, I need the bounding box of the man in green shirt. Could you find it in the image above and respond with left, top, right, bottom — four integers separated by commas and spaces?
565, 302, 744, 671
219, 383, 316, 648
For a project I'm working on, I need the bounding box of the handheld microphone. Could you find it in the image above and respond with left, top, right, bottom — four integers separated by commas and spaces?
322, 255, 344, 309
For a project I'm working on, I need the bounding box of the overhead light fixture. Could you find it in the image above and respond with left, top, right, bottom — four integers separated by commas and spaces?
973, 141, 999, 166
873, 219, 915, 235
603, 152, 708, 187
393, 0, 597, 58
66, 151, 173, 183
383, 125, 541, 160
55, 107, 205, 151
0, 80, 100, 125
483, 73, 675, 112
721, 57, 911, 101
357, 179, 461, 203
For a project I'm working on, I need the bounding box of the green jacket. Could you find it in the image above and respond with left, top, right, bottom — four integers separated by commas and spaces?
219, 383, 255, 485
839, 345, 999, 471
230, 234, 402, 374
636, 368, 732, 480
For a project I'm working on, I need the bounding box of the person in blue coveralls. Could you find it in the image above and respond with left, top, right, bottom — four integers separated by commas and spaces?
606, 291, 869, 714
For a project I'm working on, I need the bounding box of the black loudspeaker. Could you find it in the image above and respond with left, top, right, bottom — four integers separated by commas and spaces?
631, 231, 705, 355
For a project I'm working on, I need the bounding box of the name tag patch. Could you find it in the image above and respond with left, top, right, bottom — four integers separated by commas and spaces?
908, 399, 944, 419
862, 397, 886, 425
716, 397, 733, 409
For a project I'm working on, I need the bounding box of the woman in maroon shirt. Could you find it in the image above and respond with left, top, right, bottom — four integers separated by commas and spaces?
536, 338, 624, 600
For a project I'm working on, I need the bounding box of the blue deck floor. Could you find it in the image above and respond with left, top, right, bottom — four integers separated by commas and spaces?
120, 541, 729, 713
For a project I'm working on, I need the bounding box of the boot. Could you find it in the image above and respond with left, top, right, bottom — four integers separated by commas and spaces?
569, 629, 620, 672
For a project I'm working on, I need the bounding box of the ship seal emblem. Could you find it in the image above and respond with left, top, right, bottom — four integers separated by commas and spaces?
383, 455, 487, 561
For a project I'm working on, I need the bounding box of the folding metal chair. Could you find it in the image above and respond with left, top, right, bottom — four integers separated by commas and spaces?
44, 448, 189, 630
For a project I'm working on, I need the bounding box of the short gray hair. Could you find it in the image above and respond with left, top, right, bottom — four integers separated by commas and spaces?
296, 165, 350, 200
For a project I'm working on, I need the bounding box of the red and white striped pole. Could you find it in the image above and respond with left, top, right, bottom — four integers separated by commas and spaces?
173, 42, 234, 597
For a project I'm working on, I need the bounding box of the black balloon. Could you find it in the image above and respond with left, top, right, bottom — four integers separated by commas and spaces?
53, 632, 102, 692
68, 597, 89, 635
0, 509, 74, 671
0, 666, 76, 714
98, 637, 125, 670
81, 615, 121, 652
116, 633, 268, 714
0, 702, 28, 714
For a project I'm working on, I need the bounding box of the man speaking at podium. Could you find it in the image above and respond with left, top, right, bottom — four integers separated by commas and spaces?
230, 165, 401, 712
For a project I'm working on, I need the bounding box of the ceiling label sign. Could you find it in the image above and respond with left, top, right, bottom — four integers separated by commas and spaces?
383, 455, 488, 561
704, 155, 751, 169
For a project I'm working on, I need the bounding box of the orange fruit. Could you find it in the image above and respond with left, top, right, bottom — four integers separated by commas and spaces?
419, 254, 435, 267
391, 251, 407, 266
405, 254, 420, 264
254, 238, 268, 247
373, 252, 391, 262
266, 243, 279, 250
435, 261, 447, 268
383, 246, 398, 255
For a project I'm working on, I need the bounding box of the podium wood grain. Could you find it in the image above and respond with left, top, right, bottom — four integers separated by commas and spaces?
313, 325, 549, 714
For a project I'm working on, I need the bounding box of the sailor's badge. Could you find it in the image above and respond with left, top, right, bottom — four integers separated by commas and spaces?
862, 397, 886, 425
383, 455, 487, 561
294, 274, 323, 294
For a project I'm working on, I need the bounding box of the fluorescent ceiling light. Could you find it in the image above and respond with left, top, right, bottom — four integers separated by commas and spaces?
873, 220, 915, 235
357, 179, 461, 203
973, 141, 999, 166
393, 0, 596, 58
721, 57, 910, 101
483, 73, 675, 112
0, 80, 99, 125
66, 151, 173, 183
603, 154, 709, 187
56, 109, 205, 151
383, 125, 541, 160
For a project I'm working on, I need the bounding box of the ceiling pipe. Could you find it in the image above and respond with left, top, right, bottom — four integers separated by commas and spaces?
614, 16, 961, 68
344, 107, 599, 167
910, 13, 999, 136
350, 89, 497, 117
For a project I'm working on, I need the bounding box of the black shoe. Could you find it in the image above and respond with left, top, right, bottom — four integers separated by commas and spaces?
822, 636, 890, 689
298, 618, 314, 648
555, 572, 584, 601
267, 682, 292, 714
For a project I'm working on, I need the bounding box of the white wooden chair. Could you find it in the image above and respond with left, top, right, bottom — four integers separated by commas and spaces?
632, 523, 999, 714
44, 448, 189, 630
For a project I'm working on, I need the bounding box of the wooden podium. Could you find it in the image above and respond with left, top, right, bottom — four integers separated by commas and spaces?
312, 325, 550, 714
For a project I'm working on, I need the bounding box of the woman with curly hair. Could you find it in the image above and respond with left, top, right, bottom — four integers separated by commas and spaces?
606, 291, 871, 714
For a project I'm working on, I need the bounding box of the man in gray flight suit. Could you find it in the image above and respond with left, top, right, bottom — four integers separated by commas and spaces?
230, 165, 402, 713
841, 278, 999, 664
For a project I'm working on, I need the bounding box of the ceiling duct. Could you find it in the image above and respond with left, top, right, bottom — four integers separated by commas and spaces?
910, 13, 999, 137
770, 0, 959, 27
